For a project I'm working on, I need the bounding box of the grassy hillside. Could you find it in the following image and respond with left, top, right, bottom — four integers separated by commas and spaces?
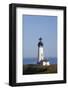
23, 64, 57, 75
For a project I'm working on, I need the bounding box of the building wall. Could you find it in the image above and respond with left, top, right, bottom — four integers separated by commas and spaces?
38, 46, 44, 62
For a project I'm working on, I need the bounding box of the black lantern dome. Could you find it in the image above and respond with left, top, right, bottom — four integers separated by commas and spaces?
38, 37, 43, 47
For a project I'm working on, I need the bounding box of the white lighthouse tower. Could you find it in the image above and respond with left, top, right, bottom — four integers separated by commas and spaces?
37, 37, 50, 66
38, 38, 44, 63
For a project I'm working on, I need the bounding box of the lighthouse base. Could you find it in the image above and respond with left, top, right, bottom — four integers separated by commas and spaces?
37, 60, 50, 66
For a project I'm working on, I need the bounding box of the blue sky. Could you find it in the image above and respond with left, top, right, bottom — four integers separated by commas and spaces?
23, 15, 57, 58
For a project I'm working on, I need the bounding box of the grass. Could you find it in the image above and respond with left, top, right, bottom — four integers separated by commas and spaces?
23, 64, 57, 75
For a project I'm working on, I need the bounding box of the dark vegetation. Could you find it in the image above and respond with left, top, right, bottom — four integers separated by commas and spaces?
23, 64, 57, 75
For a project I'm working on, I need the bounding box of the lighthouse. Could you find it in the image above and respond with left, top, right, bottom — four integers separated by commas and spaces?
37, 37, 50, 66
38, 37, 44, 63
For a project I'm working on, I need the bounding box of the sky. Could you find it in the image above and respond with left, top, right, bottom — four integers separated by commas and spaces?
23, 15, 57, 58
